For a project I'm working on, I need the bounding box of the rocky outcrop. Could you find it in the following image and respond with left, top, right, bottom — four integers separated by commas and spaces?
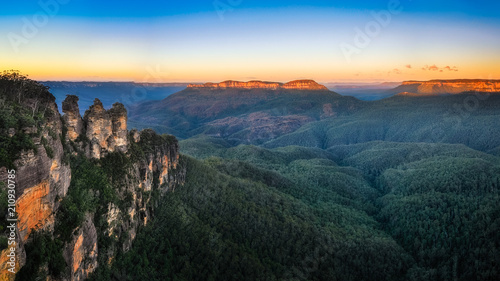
392, 79, 500, 95
62, 95, 83, 141
188, 80, 328, 90
83, 99, 128, 159
135, 129, 183, 192
63, 214, 98, 281
100, 129, 185, 256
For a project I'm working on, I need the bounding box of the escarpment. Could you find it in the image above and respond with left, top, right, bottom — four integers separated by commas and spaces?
0, 74, 185, 281
392, 79, 500, 95
187, 79, 329, 90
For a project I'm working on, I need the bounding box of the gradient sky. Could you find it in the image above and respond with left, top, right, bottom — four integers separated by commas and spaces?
1, 0, 500, 83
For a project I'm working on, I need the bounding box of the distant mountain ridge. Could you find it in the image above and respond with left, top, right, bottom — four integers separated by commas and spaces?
41, 81, 189, 115
42, 81, 191, 87
129, 80, 359, 142
188, 79, 328, 90
389, 79, 500, 95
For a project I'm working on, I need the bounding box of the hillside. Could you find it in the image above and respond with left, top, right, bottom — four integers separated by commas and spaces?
174, 136, 500, 281
263, 94, 500, 152
128, 80, 361, 143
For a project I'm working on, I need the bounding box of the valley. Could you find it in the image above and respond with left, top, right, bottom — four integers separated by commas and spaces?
1, 74, 499, 281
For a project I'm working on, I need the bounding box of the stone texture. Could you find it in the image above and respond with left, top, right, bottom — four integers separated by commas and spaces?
0, 96, 70, 280
136, 129, 184, 193
63, 214, 98, 281
62, 95, 83, 141
83, 99, 128, 159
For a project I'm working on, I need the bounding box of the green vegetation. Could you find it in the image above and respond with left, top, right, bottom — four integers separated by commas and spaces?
15, 231, 65, 280
264, 95, 500, 152
0, 70, 56, 168
103, 156, 410, 281
55, 155, 116, 243
175, 136, 500, 280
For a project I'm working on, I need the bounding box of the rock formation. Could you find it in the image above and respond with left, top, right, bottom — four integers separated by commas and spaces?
392, 79, 500, 95
62, 95, 83, 141
188, 79, 328, 90
82, 99, 129, 159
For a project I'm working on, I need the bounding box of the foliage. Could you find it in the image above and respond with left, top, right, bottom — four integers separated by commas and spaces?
264, 95, 500, 152
0, 70, 56, 168
105, 156, 410, 281
54, 156, 115, 242
15, 231, 65, 280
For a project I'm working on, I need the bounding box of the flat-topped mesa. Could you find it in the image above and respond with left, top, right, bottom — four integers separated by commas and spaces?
187, 79, 328, 90
83, 98, 129, 159
401, 79, 500, 94
62, 95, 83, 141
282, 80, 328, 90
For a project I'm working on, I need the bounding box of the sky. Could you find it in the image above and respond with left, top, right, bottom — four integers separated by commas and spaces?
1, 0, 500, 83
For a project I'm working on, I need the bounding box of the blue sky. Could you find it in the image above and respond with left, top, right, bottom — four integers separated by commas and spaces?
3, 0, 500, 18
1, 0, 499, 82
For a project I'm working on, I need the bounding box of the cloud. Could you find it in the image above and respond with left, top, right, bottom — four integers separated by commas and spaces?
429, 65, 439, 71
388, 68, 402, 75
444, 66, 459, 72
405, 64, 412, 69
421, 64, 459, 72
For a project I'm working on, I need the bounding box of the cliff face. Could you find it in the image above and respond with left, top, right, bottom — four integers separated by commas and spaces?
0, 89, 71, 280
62, 95, 83, 142
83, 99, 129, 159
63, 214, 98, 281
188, 79, 328, 90
59, 97, 184, 281
0, 80, 184, 281
394, 80, 500, 95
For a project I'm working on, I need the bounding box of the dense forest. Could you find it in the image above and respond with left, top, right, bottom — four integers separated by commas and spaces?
98, 136, 500, 280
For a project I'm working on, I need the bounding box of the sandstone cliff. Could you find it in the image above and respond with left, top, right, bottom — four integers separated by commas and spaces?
0, 75, 185, 281
392, 79, 500, 95
0, 78, 70, 280
83, 99, 129, 159
62, 95, 83, 142
188, 79, 328, 90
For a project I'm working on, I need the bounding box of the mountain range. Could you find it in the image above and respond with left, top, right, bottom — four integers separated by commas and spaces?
1, 74, 499, 281
128, 79, 500, 148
